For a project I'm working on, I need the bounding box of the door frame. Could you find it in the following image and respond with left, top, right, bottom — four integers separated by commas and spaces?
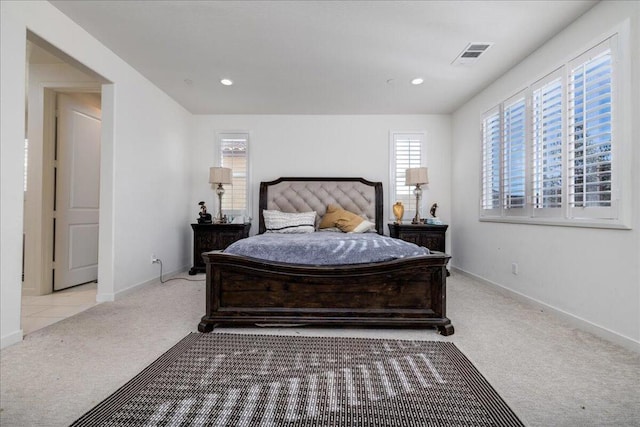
50, 83, 116, 302
24, 85, 101, 296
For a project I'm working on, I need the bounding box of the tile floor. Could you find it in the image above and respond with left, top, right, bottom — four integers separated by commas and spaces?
21, 282, 98, 335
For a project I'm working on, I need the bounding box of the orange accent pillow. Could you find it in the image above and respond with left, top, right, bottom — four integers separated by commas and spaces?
319, 204, 365, 232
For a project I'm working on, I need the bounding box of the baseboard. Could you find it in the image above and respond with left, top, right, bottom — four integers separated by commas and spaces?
451, 266, 640, 354
96, 264, 190, 302
1, 329, 24, 349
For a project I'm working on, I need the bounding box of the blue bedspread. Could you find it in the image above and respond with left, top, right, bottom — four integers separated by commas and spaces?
223, 232, 429, 265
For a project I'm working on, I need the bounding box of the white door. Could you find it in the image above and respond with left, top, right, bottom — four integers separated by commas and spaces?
54, 93, 101, 290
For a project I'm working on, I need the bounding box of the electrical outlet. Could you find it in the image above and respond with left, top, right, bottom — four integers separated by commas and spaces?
511, 262, 519, 275
151, 254, 159, 264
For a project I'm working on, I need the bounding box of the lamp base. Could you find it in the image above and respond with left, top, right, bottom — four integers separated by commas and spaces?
215, 184, 227, 224
412, 184, 423, 224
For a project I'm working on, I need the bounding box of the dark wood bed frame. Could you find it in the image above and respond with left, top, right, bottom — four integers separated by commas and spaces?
198, 177, 454, 335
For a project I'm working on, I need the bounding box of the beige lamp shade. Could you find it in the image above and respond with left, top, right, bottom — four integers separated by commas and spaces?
209, 167, 232, 184
405, 167, 429, 186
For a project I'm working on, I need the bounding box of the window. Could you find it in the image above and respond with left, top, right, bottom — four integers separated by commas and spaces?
390, 132, 425, 217
481, 109, 501, 213
502, 93, 527, 214
568, 43, 614, 219
532, 70, 563, 215
480, 33, 625, 227
217, 132, 249, 216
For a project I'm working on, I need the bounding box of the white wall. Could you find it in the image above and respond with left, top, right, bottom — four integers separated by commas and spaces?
451, 1, 640, 350
1, 1, 194, 348
191, 115, 452, 236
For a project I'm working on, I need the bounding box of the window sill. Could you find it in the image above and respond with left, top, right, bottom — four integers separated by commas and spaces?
479, 216, 631, 230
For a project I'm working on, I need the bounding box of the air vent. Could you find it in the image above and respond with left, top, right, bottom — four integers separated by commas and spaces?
452, 42, 493, 65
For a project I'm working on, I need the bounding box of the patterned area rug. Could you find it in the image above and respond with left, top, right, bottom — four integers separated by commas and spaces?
72, 333, 524, 426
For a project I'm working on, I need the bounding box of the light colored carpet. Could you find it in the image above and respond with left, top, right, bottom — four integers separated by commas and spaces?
1, 273, 638, 426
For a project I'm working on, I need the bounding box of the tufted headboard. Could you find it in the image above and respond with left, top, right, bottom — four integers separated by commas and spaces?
259, 177, 383, 235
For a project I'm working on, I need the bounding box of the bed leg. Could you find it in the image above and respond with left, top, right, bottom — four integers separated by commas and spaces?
438, 323, 455, 336
198, 320, 215, 333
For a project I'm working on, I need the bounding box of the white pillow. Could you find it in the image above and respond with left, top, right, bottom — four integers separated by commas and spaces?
349, 220, 376, 233
263, 210, 316, 233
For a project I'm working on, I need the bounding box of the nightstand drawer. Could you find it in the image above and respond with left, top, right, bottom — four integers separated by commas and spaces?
397, 231, 444, 251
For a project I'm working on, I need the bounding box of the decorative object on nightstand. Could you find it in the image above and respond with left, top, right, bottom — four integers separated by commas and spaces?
392, 201, 404, 223
405, 167, 429, 224
429, 203, 438, 217
426, 202, 443, 225
209, 166, 232, 223
197, 201, 212, 224
189, 222, 251, 275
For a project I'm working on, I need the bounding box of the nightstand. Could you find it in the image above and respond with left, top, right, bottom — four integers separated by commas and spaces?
388, 223, 449, 275
388, 223, 448, 252
189, 223, 251, 275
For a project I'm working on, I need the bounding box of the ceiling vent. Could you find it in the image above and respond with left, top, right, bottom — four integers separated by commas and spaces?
452, 42, 493, 66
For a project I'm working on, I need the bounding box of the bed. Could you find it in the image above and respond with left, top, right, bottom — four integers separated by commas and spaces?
198, 177, 454, 335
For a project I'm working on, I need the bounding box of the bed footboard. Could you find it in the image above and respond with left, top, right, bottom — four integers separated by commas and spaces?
198, 252, 454, 335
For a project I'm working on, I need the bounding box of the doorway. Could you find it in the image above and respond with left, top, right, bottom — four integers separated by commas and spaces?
22, 38, 102, 298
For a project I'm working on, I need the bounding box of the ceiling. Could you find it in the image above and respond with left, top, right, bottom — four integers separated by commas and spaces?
49, 0, 597, 115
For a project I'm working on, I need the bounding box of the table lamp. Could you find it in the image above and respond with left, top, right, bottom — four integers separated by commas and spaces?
405, 167, 429, 224
209, 167, 232, 223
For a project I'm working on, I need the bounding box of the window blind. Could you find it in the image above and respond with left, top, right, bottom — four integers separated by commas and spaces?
391, 133, 424, 213
218, 133, 249, 214
532, 74, 563, 211
502, 96, 527, 211
568, 46, 613, 213
482, 110, 501, 211
479, 32, 623, 226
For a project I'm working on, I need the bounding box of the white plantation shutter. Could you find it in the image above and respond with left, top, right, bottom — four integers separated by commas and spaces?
390, 132, 425, 216
481, 109, 501, 213
532, 70, 563, 215
478, 32, 625, 227
218, 132, 249, 215
567, 39, 615, 219
502, 94, 527, 214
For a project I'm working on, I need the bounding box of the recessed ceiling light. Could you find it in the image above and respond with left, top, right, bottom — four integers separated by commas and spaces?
220, 78, 233, 86
411, 78, 424, 85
